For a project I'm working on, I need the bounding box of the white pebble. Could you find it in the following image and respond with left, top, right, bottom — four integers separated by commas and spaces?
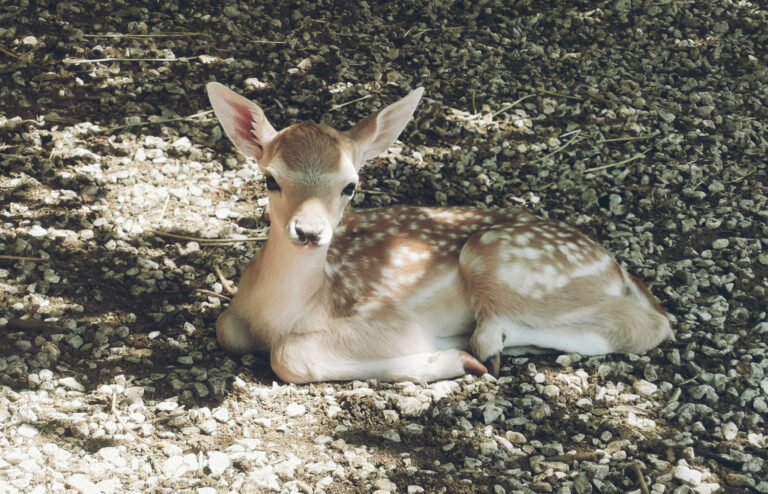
207, 451, 230, 476
285, 403, 306, 417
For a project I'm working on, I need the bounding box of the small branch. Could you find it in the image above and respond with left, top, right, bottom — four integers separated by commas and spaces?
214, 265, 237, 296
157, 194, 171, 224
631, 463, 651, 494
83, 32, 204, 39
537, 88, 584, 101
725, 169, 755, 184
329, 94, 372, 112
0, 47, 21, 59
583, 152, 646, 173
0, 255, 45, 262
578, 89, 612, 106
596, 131, 659, 144
20, 305, 40, 320
148, 228, 267, 244
679, 372, 702, 387
244, 40, 287, 44
105, 110, 213, 134
547, 451, 604, 463
63, 56, 197, 65
492, 94, 536, 117
111, 392, 165, 448
2, 318, 62, 335
471, 91, 477, 115
196, 288, 231, 301
532, 130, 583, 163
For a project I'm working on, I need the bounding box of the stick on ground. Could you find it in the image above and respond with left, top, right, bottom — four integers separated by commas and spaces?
214, 265, 237, 295
631, 463, 651, 494
111, 392, 166, 448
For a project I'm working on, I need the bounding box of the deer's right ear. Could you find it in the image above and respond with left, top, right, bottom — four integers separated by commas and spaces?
206, 82, 277, 162
345, 87, 424, 168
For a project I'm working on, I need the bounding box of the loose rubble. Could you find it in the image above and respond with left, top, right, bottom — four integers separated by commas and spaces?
1, 0, 767, 493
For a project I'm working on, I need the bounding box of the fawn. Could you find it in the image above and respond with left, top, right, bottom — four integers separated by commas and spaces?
207, 83, 672, 383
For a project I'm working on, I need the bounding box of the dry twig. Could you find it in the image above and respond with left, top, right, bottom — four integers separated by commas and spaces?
83, 32, 204, 39
64, 56, 197, 64
157, 194, 171, 224
492, 94, 536, 117
596, 131, 659, 144
532, 130, 584, 163
1, 305, 62, 335
148, 229, 267, 244
583, 152, 646, 173
547, 451, 604, 463
537, 88, 584, 101
111, 392, 165, 448
329, 94, 372, 112
631, 463, 651, 494
214, 265, 237, 296
196, 289, 231, 301
0, 46, 21, 59
0, 254, 45, 262
2, 318, 62, 334
105, 110, 213, 134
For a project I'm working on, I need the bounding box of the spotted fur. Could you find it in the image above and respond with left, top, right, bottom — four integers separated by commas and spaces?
207, 83, 673, 383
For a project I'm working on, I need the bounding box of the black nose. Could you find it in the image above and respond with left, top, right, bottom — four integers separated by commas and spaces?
295, 225, 321, 244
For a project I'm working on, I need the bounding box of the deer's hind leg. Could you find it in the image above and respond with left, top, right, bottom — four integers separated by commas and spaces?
458, 217, 660, 375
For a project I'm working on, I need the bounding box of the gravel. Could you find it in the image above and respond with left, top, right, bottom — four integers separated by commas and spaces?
1, 0, 767, 492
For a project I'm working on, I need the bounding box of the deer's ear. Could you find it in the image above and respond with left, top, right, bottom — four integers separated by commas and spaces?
207, 82, 277, 161
345, 87, 424, 167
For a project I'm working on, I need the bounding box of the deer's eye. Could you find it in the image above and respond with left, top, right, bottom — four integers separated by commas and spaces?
265, 174, 281, 192
341, 183, 356, 197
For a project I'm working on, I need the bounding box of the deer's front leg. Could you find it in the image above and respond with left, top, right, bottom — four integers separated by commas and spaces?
216, 308, 265, 354
271, 335, 486, 383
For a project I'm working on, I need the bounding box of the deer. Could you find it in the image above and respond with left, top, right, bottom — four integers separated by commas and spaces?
206, 82, 673, 383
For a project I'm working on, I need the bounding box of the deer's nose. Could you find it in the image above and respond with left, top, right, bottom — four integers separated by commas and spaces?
295, 224, 322, 245
288, 216, 331, 246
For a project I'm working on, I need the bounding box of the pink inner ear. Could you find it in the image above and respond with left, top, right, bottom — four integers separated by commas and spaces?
233, 102, 261, 151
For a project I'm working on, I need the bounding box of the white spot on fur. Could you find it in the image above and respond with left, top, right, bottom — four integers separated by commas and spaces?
480, 230, 499, 245
570, 255, 613, 278
519, 247, 543, 260
514, 232, 533, 245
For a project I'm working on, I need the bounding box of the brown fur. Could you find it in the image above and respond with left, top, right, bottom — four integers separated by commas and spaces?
629, 273, 667, 315
267, 122, 346, 172
208, 83, 672, 383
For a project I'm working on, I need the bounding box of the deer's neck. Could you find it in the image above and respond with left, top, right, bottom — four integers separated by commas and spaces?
253, 231, 329, 331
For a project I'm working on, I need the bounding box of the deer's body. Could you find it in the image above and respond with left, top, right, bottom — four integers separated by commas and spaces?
208, 84, 673, 383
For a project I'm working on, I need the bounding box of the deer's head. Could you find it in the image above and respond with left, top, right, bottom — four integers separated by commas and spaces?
207, 83, 424, 250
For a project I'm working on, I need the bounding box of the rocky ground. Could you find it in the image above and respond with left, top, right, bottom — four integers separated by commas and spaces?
1, 0, 767, 493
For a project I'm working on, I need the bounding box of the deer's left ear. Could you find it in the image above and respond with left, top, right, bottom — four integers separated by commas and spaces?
207, 82, 277, 162
345, 87, 424, 168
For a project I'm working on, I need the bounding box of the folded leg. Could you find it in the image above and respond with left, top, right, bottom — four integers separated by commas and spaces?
271, 335, 486, 383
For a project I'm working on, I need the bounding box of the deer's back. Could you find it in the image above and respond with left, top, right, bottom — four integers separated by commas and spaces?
323, 206, 525, 315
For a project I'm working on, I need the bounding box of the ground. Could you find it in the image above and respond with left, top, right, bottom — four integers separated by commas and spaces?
1, 1, 767, 493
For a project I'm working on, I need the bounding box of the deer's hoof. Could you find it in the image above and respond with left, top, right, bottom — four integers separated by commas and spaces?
484, 353, 501, 377
460, 351, 488, 376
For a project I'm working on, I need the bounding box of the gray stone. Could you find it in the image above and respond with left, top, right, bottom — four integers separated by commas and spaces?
382, 429, 401, 443
674, 463, 703, 486
483, 403, 504, 424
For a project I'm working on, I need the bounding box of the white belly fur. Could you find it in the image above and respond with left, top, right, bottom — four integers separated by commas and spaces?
403, 267, 475, 343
